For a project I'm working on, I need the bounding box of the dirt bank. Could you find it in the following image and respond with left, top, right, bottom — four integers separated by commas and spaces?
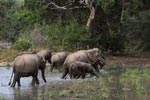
105, 54, 150, 67
0, 54, 150, 67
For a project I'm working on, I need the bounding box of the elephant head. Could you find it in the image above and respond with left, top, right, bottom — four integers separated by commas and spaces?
86, 48, 106, 70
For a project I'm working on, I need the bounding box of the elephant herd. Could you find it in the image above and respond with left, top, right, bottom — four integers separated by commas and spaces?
8, 48, 106, 87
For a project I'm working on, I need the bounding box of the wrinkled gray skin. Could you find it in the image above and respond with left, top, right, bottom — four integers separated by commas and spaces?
37, 50, 51, 65
69, 61, 97, 79
62, 48, 106, 79
8, 54, 46, 87
50, 52, 70, 72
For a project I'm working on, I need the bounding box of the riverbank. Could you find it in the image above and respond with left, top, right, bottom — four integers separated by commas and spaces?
1, 53, 150, 67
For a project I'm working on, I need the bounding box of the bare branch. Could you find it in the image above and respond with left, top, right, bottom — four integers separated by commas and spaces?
48, 2, 67, 10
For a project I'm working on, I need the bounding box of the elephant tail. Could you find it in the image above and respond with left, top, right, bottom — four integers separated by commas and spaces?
8, 67, 14, 86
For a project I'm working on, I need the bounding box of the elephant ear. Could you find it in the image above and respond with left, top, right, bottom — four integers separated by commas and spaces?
86, 51, 95, 64
41, 57, 46, 64
39, 57, 46, 68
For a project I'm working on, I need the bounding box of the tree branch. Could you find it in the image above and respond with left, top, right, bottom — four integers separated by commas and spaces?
47, 2, 67, 10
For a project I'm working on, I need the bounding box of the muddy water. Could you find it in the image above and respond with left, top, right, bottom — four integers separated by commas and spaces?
0, 67, 96, 100
0, 63, 150, 100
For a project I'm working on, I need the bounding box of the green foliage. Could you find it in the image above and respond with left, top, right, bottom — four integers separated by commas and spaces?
122, 10, 150, 52
46, 21, 90, 51
97, 0, 115, 13
1, 0, 150, 54
0, 49, 24, 62
62, 21, 89, 51
12, 38, 32, 51
102, 31, 125, 54
48, 91, 55, 98
121, 69, 150, 95
0, 0, 17, 41
45, 22, 65, 51
59, 90, 70, 97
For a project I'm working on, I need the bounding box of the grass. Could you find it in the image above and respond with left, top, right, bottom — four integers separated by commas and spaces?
59, 90, 71, 97
0, 96, 5, 100
0, 49, 25, 62
48, 91, 55, 98
73, 93, 85, 98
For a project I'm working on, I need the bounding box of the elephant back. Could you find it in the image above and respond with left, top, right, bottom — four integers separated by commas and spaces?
14, 54, 40, 73
37, 50, 51, 60
63, 51, 90, 67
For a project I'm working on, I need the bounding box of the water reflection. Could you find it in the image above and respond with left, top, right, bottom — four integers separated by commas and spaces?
12, 86, 40, 100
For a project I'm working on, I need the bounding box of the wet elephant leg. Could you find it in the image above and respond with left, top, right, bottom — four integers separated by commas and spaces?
36, 77, 39, 84
11, 73, 19, 87
31, 77, 36, 86
61, 68, 68, 79
31, 71, 38, 86
69, 73, 72, 79
81, 73, 86, 79
50, 62, 55, 72
41, 69, 46, 83
76, 75, 80, 79
17, 77, 21, 86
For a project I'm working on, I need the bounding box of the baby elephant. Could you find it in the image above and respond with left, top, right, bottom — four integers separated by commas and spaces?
69, 61, 97, 79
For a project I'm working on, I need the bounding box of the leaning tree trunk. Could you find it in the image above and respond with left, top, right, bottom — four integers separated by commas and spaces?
86, 5, 95, 34
84, 0, 98, 36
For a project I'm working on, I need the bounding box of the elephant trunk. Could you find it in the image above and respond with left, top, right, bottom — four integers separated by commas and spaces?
41, 69, 46, 83
48, 59, 51, 64
98, 56, 106, 69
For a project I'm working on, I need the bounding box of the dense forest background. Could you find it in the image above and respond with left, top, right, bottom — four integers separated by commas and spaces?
0, 0, 150, 54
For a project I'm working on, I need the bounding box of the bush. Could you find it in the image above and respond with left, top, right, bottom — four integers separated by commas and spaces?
122, 10, 150, 52
62, 21, 90, 51
12, 38, 32, 51
46, 21, 90, 51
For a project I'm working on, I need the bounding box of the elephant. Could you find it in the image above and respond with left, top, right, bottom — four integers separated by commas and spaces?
8, 54, 46, 87
61, 48, 106, 79
69, 61, 98, 79
50, 52, 70, 72
37, 50, 52, 65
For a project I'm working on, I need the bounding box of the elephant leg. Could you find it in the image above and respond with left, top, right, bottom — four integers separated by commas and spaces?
50, 62, 55, 72
73, 75, 76, 78
69, 74, 71, 79
36, 77, 39, 84
76, 75, 80, 79
11, 73, 19, 87
81, 73, 86, 79
17, 77, 21, 86
31, 71, 38, 86
61, 68, 68, 79
41, 69, 46, 83
31, 77, 36, 86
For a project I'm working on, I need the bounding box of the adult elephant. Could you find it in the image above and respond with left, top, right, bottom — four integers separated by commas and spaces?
50, 52, 70, 72
8, 54, 46, 87
37, 50, 52, 65
61, 48, 106, 79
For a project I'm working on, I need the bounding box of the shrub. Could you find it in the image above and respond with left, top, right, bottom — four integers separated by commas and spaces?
62, 21, 89, 51
12, 38, 32, 51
